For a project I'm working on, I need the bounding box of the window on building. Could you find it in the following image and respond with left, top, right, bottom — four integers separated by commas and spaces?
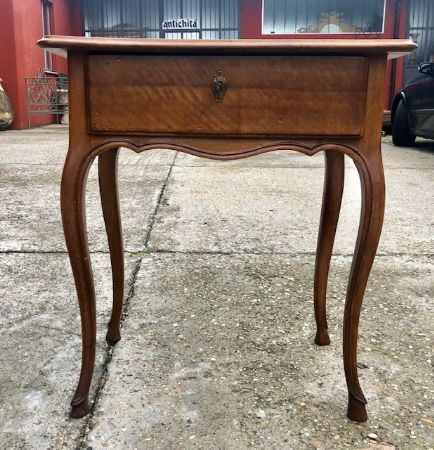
404, 0, 434, 81
82, 0, 240, 39
41, 1, 53, 71
263, 0, 386, 35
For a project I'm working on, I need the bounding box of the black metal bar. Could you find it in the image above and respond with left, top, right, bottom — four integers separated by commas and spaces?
159, 0, 165, 38
219, 0, 221, 38
389, 0, 402, 107
199, 0, 202, 39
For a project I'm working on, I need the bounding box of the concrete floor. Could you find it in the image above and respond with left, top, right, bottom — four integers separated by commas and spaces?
0, 127, 433, 449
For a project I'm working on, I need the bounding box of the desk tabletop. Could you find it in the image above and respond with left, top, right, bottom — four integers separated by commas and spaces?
38, 36, 416, 60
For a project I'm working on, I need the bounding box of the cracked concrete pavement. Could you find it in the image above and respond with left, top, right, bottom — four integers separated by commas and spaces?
0, 127, 433, 449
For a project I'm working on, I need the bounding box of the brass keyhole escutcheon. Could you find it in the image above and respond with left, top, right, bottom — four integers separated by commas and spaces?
212, 71, 227, 103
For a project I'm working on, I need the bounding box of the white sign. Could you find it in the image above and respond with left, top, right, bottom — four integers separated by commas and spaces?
162, 18, 198, 30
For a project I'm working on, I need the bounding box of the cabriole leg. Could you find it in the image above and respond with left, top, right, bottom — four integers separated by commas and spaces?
61, 150, 96, 419
314, 150, 345, 345
344, 154, 385, 422
98, 147, 124, 344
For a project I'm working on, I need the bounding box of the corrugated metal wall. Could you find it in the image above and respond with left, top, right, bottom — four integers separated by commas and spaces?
83, 0, 240, 39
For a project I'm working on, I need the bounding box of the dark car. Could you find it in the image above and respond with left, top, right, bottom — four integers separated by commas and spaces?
391, 62, 434, 146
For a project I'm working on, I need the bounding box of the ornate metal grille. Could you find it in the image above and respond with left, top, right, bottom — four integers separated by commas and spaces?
404, 0, 434, 82
25, 71, 68, 128
82, 0, 240, 39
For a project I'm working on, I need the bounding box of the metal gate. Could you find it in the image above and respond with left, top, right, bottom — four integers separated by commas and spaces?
404, 0, 434, 82
83, 0, 240, 39
25, 71, 68, 128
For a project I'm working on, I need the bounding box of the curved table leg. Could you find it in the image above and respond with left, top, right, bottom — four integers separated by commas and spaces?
98, 148, 124, 345
61, 149, 96, 419
344, 154, 385, 422
314, 150, 345, 345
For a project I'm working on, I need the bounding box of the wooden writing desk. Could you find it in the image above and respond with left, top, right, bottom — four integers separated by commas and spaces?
38, 36, 415, 422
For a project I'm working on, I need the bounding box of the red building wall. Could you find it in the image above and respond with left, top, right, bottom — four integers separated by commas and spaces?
0, 0, 76, 129
0, 0, 20, 129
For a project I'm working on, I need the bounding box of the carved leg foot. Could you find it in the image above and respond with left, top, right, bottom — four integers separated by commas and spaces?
70, 397, 89, 419
315, 327, 331, 346
347, 392, 368, 422
98, 148, 124, 345
314, 150, 345, 346
106, 323, 121, 345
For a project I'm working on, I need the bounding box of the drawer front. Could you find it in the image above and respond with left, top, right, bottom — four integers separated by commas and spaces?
87, 55, 368, 137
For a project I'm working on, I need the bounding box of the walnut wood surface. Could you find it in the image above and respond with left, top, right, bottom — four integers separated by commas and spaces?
38, 36, 416, 60
98, 148, 124, 345
314, 150, 345, 346
49, 37, 415, 423
88, 55, 367, 137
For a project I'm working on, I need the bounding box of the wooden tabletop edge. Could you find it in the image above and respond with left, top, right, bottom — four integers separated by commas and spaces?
37, 35, 417, 57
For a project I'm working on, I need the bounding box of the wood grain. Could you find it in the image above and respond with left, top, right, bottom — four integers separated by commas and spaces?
88, 55, 367, 137
314, 150, 345, 346
98, 147, 124, 345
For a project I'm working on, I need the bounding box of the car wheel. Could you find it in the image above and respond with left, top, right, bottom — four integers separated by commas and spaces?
392, 99, 416, 146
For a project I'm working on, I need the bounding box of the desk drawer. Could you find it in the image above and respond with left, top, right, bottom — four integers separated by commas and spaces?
87, 55, 367, 137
